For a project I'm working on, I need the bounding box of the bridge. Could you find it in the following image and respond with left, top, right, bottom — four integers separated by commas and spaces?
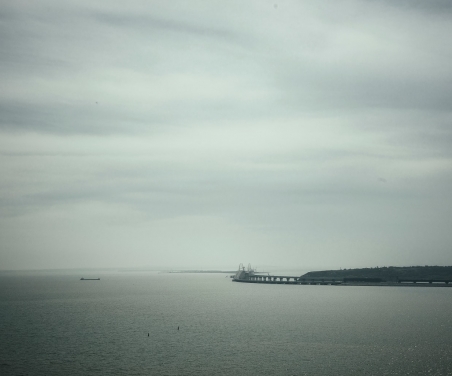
233, 276, 452, 286
232, 264, 343, 285
234, 275, 342, 285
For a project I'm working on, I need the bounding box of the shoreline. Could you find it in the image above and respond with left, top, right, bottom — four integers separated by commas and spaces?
232, 279, 452, 287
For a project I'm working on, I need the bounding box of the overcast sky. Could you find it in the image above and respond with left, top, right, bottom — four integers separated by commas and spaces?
1, 0, 451, 271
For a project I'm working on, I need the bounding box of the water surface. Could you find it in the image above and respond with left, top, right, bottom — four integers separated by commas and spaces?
1, 270, 451, 375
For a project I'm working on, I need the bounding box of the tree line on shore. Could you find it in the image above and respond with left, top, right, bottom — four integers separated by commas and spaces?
301, 265, 452, 282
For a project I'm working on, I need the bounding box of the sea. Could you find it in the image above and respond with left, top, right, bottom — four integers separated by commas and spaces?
1, 270, 451, 376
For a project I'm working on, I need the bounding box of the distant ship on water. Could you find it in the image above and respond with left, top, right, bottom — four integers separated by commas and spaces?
80, 278, 100, 280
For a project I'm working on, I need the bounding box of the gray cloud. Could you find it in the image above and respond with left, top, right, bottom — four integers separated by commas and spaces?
1, 0, 451, 270
366, 0, 452, 14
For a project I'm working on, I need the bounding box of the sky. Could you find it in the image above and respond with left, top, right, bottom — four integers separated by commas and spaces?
1, 0, 452, 271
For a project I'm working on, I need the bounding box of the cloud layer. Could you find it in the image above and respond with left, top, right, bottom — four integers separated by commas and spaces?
1, 0, 451, 270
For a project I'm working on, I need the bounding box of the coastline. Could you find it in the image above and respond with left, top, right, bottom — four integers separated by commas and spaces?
232, 264, 452, 287
232, 279, 452, 287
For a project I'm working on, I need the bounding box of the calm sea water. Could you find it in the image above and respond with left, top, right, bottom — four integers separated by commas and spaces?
1, 270, 451, 376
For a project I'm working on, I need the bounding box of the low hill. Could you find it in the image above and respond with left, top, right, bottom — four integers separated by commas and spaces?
301, 266, 452, 282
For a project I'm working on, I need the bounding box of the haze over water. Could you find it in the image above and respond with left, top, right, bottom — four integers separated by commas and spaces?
1, 270, 451, 375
